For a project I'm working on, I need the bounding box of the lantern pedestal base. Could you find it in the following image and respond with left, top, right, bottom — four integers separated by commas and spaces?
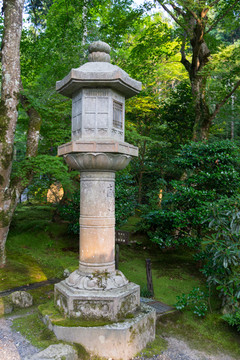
54, 272, 140, 321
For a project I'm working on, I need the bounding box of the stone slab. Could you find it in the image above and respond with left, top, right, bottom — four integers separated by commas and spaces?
140, 298, 175, 315
43, 304, 156, 360
24, 344, 78, 360
55, 280, 140, 321
58, 139, 138, 157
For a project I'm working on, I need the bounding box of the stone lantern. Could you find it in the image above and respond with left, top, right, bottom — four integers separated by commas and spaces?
52, 41, 155, 360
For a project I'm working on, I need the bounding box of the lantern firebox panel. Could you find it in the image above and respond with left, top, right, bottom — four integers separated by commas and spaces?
72, 88, 125, 142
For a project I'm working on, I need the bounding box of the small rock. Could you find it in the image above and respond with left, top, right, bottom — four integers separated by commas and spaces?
11, 291, 33, 308
63, 269, 70, 278
25, 344, 78, 360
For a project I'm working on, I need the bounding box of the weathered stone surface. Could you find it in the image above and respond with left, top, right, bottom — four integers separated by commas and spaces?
11, 291, 33, 308
58, 140, 138, 157
65, 269, 128, 290
55, 280, 140, 321
88, 40, 111, 54
79, 171, 116, 275
24, 344, 77, 360
56, 62, 142, 99
63, 269, 70, 278
69, 88, 126, 142
43, 304, 156, 360
64, 152, 131, 171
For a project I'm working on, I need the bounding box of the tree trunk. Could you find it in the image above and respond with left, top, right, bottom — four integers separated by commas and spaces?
0, 0, 25, 267
191, 77, 211, 142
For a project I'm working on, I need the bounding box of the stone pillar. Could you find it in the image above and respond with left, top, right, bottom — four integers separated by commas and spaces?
79, 171, 116, 274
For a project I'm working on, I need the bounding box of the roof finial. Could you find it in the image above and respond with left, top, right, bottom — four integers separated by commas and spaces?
88, 41, 111, 63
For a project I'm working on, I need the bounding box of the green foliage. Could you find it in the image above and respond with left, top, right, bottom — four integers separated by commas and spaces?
140, 140, 240, 249
198, 198, 240, 312
222, 310, 240, 332
4, 205, 240, 356
140, 285, 153, 298
115, 173, 137, 227
58, 191, 80, 235
175, 287, 209, 317
12, 155, 77, 201
159, 81, 194, 147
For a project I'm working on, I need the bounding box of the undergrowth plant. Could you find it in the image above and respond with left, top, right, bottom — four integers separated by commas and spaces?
198, 198, 240, 329
175, 287, 209, 317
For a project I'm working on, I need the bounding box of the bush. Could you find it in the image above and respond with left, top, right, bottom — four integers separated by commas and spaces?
175, 287, 209, 317
199, 197, 240, 309
139, 140, 240, 249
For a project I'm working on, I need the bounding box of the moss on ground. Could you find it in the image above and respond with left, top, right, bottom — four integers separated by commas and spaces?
136, 335, 168, 357
12, 313, 58, 349
118, 242, 202, 306
0, 205, 78, 292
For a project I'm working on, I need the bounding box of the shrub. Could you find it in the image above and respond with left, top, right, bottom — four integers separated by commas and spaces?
175, 287, 209, 317
139, 140, 240, 249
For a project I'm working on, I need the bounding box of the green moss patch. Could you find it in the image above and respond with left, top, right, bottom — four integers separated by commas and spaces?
38, 301, 114, 327
136, 335, 168, 358
0, 205, 78, 292
119, 244, 201, 306
12, 313, 58, 349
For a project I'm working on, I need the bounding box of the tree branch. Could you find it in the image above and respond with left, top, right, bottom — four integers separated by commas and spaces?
181, 1, 200, 24
210, 80, 240, 122
156, 0, 190, 34
168, 1, 185, 16
206, 0, 239, 34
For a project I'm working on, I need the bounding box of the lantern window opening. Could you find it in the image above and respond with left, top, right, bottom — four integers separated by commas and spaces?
113, 100, 123, 130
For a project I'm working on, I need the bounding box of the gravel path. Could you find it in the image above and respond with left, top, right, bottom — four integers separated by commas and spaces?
157, 337, 238, 360
0, 315, 238, 360
0, 316, 39, 360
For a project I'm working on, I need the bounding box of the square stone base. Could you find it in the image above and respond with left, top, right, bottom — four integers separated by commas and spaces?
55, 280, 140, 321
43, 304, 156, 360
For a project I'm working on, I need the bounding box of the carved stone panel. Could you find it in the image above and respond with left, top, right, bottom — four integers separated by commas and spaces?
72, 91, 83, 140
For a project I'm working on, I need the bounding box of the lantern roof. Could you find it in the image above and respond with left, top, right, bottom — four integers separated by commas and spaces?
56, 41, 142, 99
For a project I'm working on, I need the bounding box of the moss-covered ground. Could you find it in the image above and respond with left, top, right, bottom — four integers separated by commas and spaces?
1, 205, 78, 291
1, 206, 240, 359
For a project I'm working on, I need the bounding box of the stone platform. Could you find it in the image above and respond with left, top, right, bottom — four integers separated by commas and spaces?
42, 304, 156, 360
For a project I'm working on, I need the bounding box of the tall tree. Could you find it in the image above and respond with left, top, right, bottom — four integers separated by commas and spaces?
155, 0, 240, 140
0, 0, 25, 267
0, 0, 43, 268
